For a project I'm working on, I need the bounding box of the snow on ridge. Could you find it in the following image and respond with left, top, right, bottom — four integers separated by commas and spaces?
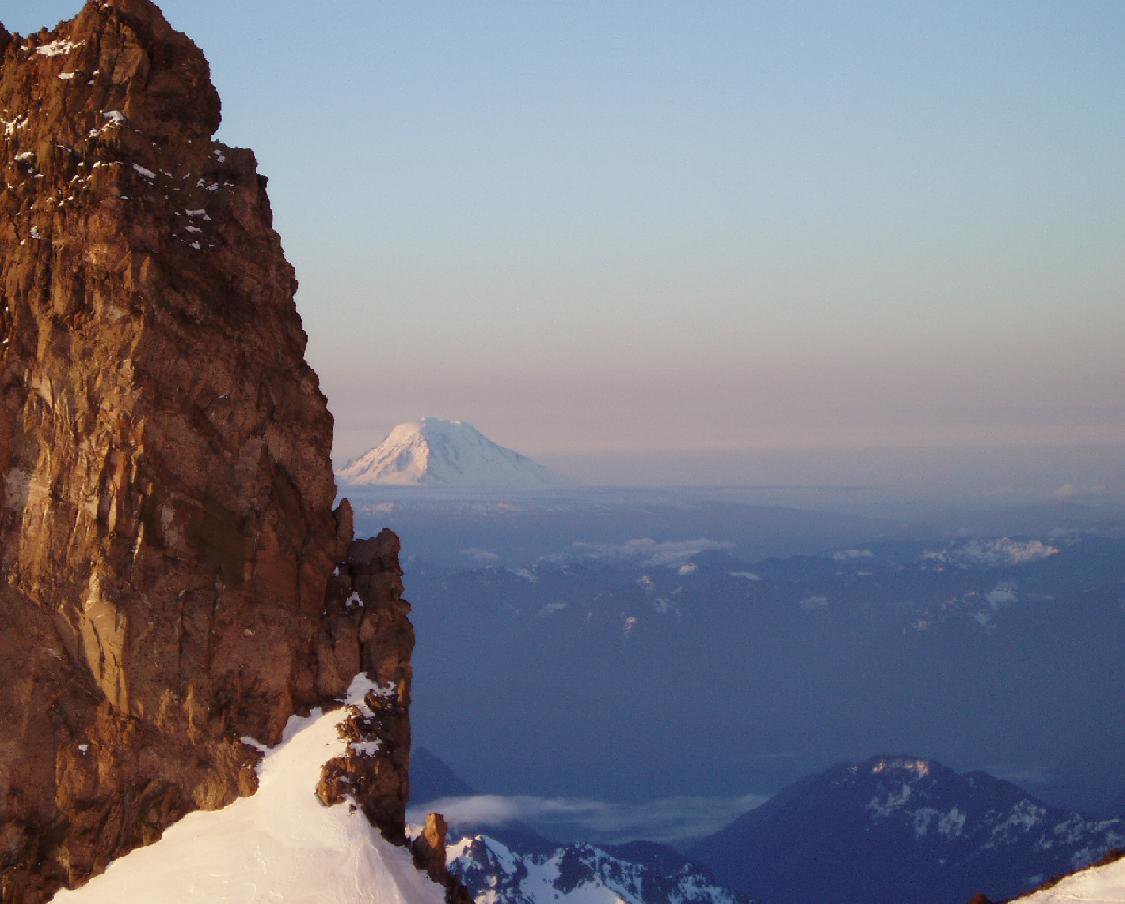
336, 417, 572, 488
567, 537, 734, 568
922, 538, 1060, 568
868, 783, 913, 818
447, 833, 743, 904
729, 570, 760, 581
34, 39, 84, 57
912, 806, 967, 840
52, 673, 443, 903
870, 757, 932, 778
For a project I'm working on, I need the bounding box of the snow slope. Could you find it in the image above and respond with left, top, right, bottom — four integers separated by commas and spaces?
1017, 855, 1125, 902
52, 676, 444, 904
337, 418, 571, 488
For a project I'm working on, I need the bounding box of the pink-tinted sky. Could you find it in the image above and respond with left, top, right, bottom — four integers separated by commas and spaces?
10, 1, 1125, 488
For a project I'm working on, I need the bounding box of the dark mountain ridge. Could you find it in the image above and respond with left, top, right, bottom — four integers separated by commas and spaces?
690, 755, 1123, 904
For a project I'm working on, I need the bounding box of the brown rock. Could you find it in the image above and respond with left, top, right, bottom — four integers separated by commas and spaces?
413, 812, 450, 883
0, 2, 417, 900
411, 812, 474, 904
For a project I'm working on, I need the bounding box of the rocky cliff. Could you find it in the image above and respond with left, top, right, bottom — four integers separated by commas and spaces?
0, 2, 414, 900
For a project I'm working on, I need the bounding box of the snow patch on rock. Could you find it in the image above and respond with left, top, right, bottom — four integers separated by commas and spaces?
34, 39, 84, 57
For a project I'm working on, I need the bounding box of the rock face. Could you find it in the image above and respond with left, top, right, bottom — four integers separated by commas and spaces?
412, 812, 473, 903
412, 812, 452, 885
0, 2, 414, 900
317, 531, 416, 843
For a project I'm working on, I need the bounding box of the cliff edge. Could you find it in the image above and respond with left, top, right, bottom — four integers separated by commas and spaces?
0, 2, 414, 900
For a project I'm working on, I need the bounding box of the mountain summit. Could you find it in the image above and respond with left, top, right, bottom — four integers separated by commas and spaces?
337, 418, 571, 488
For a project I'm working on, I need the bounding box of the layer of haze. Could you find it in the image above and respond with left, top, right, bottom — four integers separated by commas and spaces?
9, 1, 1125, 491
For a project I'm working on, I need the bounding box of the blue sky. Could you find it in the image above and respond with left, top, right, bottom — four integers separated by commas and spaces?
6, 1, 1125, 487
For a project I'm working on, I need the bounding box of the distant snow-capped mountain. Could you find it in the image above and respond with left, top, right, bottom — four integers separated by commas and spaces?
447, 835, 747, 904
337, 418, 571, 488
689, 755, 1124, 904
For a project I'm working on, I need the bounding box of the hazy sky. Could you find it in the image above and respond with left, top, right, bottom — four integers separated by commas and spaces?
7, 1, 1125, 487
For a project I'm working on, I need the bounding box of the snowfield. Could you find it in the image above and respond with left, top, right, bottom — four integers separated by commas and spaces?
1016, 855, 1125, 903
52, 675, 444, 904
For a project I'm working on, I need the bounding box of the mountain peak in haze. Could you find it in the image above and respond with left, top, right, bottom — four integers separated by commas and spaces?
337, 418, 572, 488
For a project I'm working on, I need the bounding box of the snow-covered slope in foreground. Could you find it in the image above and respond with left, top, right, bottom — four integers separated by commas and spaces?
52, 676, 443, 904
337, 418, 571, 488
1016, 854, 1125, 903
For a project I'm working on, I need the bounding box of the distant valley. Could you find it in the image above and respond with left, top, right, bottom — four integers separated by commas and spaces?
352, 489, 1124, 820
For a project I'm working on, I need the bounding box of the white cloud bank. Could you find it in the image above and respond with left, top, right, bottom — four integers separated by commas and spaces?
569, 538, 735, 568
408, 791, 766, 845
832, 548, 874, 561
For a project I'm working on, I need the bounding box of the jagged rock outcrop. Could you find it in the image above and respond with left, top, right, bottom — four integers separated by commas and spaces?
0, 2, 414, 900
412, 813, 452, 885
318, 530, 416, 843
411, 812, 473, 903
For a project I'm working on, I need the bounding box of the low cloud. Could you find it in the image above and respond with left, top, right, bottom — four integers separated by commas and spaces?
989, 765, 1052, 787
462, 547, 500, 563
832, 548, 874, 561
1053, 482, 1106, 500
985, 584, 1018, 607
568, 538, 735, 568
408, 791, 766, 845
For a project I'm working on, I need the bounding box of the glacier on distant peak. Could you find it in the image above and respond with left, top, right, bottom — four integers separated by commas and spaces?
336, 418, 572, 488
